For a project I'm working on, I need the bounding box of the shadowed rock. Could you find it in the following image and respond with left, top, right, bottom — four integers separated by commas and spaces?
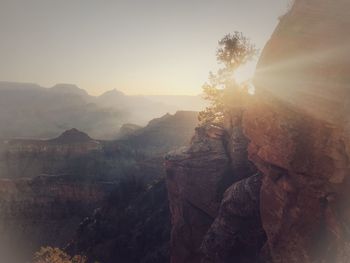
201, 174, 265, 263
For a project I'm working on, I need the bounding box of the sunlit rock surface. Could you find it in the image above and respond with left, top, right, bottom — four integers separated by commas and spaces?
167, 1, 350, 262
255, 0, 350, 124
244, 0, 350, 262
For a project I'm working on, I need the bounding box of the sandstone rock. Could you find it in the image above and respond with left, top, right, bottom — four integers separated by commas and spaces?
224, 106, 257, 181
166, 125, 232, 263
0, 175, 112, 263
67, 180, 171, 263
166, 117, 260, 263
243, 0, 350, 262
0, 129, 102, 178
201, 174, 265, 263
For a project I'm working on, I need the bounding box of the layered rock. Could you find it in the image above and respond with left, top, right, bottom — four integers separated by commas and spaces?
165, 112, 263, 262
0, 175, 113, 263
0, 129, 102, 178
167, 1, 350, 263
67, 180, 171, 263
201, 174, 265, 263
0, 111, 200, 263
123, 111, 199, 155
242, 0, 350, 262
166, 125, 232, 263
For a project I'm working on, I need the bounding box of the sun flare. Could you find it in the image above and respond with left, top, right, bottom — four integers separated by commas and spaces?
233, 61, 257, 84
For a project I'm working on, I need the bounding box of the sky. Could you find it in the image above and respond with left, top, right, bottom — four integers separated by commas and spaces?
0, 0, 290, 96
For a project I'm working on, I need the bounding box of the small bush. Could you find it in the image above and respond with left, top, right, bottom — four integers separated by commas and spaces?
33, 247, 89, 263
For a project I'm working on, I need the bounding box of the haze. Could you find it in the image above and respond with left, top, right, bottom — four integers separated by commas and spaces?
0, 0, 289, 95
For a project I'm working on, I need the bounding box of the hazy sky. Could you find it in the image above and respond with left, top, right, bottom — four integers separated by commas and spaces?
0, 0, 289, 95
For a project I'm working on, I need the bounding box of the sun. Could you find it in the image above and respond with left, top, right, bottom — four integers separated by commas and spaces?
233, 61, 257, 84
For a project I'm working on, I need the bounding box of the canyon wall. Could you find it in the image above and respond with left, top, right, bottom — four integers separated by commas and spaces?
0, 176, 113, 263
166, 102, 265, 262
166, 0, 350, 262
245, 0, 350, 262
0, 111, 199, 263
0, 129, 103, 179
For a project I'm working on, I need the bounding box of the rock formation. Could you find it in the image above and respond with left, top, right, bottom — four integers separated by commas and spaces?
123, 111, 199, 155
166, 1, 350, 262
0, 110, 200, 263
0, 129, 102, 178
0, 175, 113, 263
166, 124, 232, 263
67, 180, 171, 263
166, 112, 264, 262
201, 174, 265, 263
245, 0, 350, 262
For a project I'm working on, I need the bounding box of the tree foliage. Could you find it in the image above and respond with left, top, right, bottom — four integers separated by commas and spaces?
33, 247, 90, 263
199, 31, 257, 125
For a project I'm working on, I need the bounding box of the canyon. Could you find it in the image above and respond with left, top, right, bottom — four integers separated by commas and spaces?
165, 0, 350, 262
2, 0, 350, 263
0, 111, 198, 263
0, 82, 206, 139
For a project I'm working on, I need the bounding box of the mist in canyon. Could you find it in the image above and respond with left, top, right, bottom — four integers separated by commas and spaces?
2, 0, 350, 263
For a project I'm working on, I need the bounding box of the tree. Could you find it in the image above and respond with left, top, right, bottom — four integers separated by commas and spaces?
198, 32, 257, 125
33, 247, 88, 263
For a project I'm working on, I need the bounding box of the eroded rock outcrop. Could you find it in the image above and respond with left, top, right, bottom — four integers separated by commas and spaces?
201, 174, 265, 263
0, 129, 102, 178
67, 180, 171, 263
167, 1, 350, 263
166, 113, 262, 262
0, 175, 113, 263
166, 125, 232, 263
242, 0, 350, 262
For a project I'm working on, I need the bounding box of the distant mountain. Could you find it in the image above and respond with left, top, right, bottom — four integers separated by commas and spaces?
0, 82, 123, 139
96, 89, 184, 125
0, 81, 42, 91
0, 111, 198, 179
118, 123, 142, 138
49, 128, 94, 144
50, 84, 90, 98
119, 111, 199, 155
0, 81, 206, 139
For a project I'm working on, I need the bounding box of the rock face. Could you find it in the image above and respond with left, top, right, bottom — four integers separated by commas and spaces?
166, 125, 232, 263
68, 180, 171, 263
166, 1, 350, 263
123, 111, 199, 155
0, 129, 102, 178
243, 0, 350, 262
166, 115, 263, 262
255, 0, 350, 124
0, 176, 113, 263
201, 174, 265, 263
0, 111, 200, 263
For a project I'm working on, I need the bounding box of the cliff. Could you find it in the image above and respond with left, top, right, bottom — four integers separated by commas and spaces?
166, 0, 350, 262
0, 129, 102, 178
0, 111, 199, 263
245, 0, 350, 262
120, 111, 199, 155
166, 109, 264, 262
0, 175, 113, 263
67, 179, 171, 263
